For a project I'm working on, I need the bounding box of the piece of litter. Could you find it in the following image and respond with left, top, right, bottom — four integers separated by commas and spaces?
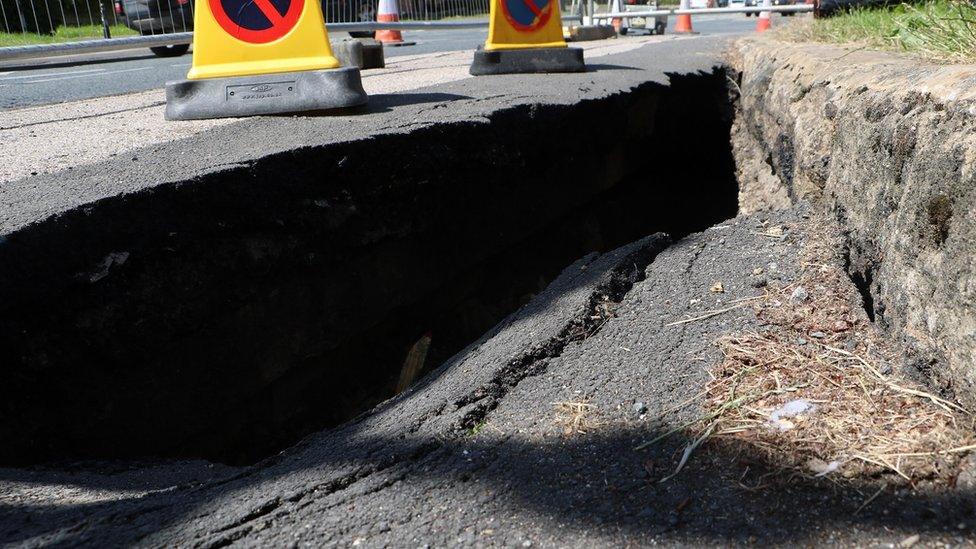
769, 399, 816, 431
790, 286, 809, 303
88, 251, 130, 283
806, 458, 841, 477
899, 534, 920, 548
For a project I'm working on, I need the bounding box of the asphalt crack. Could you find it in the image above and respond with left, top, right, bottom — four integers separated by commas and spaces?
454, 235, 670, 433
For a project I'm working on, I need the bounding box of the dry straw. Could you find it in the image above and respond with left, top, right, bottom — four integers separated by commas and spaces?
643, 219, 975, 484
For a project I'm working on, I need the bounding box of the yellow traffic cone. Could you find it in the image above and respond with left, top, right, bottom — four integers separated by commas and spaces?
165, 0, 367, 120
470, 0, 585, 75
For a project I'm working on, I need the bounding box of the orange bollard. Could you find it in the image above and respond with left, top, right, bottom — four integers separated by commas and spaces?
755, 5, 771, 30
375, 0, 405, 44
673, 0, 694, 34
755, 0, 772, 31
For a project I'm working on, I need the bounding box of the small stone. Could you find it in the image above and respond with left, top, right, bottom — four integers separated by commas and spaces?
809, 331, 827, 339
790, 286, 809, 303
797, 338, 808, 346
710, 282, 725, 294
633, 402, 648, 415
753, 267, 764, 275
832, 320, 850, 332
522, 541, 533, 547
750, 277, 768, 289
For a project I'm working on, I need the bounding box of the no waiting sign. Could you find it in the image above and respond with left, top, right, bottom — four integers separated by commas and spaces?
501, 0, 553, 32
210, 0, 305, 43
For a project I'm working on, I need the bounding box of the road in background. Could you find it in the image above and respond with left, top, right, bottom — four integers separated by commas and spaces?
0, 15, 759, 110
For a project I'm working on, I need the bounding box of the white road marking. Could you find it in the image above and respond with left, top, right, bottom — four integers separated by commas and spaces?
0, 68, 105, 81
17, 66, 152, 84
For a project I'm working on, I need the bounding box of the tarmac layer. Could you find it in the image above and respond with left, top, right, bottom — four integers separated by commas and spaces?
4, 209, 975, 547
0, 35, 739, 467
0, 36, 660, 216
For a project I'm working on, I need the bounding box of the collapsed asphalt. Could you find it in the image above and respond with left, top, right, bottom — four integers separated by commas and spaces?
2, 33, 975, 547
4, 208, 974, 546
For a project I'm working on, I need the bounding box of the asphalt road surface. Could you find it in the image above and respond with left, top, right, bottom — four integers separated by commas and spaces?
0, 15, 758, 110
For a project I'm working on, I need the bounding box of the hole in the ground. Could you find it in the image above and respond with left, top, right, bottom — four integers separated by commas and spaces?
0, 69, 739, 467
844, 246, 877, 323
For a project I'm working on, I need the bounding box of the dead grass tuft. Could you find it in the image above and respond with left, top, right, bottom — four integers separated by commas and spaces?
553, 401, 599, 436
649, 218, 975, 484
708, 330, 971, 482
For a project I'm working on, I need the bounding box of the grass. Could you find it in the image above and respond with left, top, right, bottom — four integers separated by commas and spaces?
779, 0, 976, 62
0, 24, 138, 47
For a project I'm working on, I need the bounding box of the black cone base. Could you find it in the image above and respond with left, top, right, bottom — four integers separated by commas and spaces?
469, 46, 585, 76
165, 66, 368, 121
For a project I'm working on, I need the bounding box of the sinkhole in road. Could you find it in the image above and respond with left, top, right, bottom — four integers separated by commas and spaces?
0, 68, 740, 467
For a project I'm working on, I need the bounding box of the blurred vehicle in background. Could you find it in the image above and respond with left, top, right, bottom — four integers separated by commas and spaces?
116, 0, 193, 56
619, 0, 668, 35
743, 0, 797, 15
772, 0, 796, 14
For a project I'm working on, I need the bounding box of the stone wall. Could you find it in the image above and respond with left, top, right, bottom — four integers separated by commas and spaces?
730, 36, 976, 407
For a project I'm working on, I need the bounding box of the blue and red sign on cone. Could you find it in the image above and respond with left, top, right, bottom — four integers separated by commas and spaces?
501, 0, 553, 32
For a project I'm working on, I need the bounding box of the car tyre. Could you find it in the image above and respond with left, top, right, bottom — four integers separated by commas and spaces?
620, 27, 628, 35
150, 43, 190, 57
655, 21, 666, 34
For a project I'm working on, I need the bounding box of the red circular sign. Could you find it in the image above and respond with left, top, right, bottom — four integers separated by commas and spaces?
501, 0, 553, 32
210, 0, 305, 44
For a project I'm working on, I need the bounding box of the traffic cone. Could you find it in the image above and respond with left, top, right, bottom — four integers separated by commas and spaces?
376, 0, 404, 44
674, 0, 694, 34
755, 0, 772, 32
611, 0, 623, 34
164, 0, 367, 120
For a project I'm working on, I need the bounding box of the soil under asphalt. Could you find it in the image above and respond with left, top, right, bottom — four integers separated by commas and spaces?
3, 207, 975, 547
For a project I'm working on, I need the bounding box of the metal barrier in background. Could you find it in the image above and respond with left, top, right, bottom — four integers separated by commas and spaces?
0, 0, 491, 58
0, 0, 810, 62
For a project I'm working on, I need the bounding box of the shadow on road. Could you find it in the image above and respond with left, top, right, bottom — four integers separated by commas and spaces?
2, 425, 974, 546
0, 53, 161, 72
363, 92, 473, 112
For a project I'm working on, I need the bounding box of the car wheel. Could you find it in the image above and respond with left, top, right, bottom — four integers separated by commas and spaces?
620, 27, 628, 35
655, 21, 666, 34
150, 43, 190, 57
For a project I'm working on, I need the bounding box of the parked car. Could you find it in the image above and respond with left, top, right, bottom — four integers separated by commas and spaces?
116, 0, 376, 57
743, 0, 756, 15
619, 0, 668, 35
743, 0, 796, 15
773, 0, 797, 15
116, 0, 194, 57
